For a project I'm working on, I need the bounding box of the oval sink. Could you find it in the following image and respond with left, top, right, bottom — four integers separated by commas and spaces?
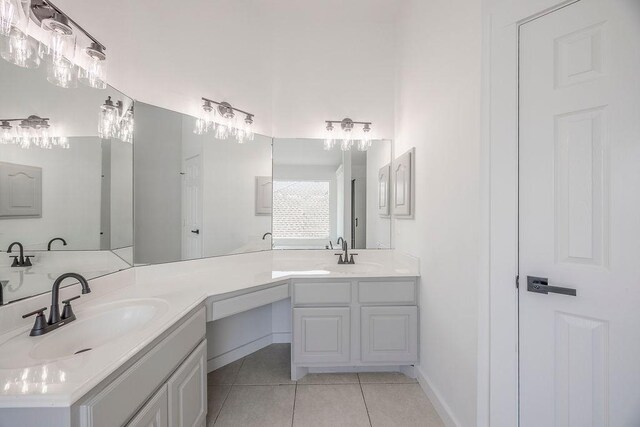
318, 262, 383, 274
29, 299, 169, 362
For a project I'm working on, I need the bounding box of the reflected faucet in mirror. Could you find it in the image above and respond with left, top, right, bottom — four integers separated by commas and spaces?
47, 238, 67, 251
7, 242, 33, 267
262, 232, 272, 240
0, 280, 7, 305
21, 273, 91, 337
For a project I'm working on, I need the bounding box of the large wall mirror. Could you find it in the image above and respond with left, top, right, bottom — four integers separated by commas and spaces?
0, 59, 134, 305
272, 138, 392, 250
134, 103, 273, 265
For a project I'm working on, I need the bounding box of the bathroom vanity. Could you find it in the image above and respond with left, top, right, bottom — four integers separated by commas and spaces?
0, 250, 419, 426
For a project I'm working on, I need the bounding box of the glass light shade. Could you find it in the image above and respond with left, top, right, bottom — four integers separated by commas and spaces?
78, 53, 106, 89
323, 125, 335, 150
39, 17, 77, 88
193, 117, 206, 135
98, 101, 119, 139
1, 27, 40, 68
244, 121, 254, 141
119, 109, 134, 143
1, 125, 14, 143
46, 55, 77, 88
54, 136, 69, 149
340, 130, 353, 151
215, 122, 229, 140
0, 0, 28, 36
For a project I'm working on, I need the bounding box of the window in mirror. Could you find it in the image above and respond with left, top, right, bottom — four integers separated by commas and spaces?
273, 180, 331, 241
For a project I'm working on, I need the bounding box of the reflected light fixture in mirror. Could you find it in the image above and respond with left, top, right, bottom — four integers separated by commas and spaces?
98, 96, 134, 143
0, 116, 68, 149
324, 118, 373, 152
194, 97, 255, 143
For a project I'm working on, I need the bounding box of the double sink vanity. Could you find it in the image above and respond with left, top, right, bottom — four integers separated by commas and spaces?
0, 250, 419, 426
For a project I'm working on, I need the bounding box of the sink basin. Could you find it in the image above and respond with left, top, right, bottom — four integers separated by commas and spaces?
0, 298, 169, 369
318, 261, 383, 274
30, 299, 169, 361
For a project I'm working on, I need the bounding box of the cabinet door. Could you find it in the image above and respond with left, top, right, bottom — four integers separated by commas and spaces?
167, 340, 207, 427
127, 385, 168, 427
361, 306, 418, 363
293, 307, 350, 364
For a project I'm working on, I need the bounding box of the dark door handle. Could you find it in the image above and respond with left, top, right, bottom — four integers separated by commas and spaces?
191, 229, 200, 235
527, 276, 576, 296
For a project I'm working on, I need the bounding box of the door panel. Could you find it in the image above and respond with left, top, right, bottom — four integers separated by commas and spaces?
182, 155, 203, 260
167, 340, 207, 427
360, 306, 418, 363
127, 385, 168, 427
293, 307, 350, 364
519, 0, 640, 426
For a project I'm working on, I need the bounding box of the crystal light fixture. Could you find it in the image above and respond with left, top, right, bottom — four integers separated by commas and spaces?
98, 97, 134, 143
77, 42, 106, 89
0, 0, 108, 90
194, 98, 255, 144
118, 105, 134, 144
323, 118, 373, 151
324, 122, 335, 150
0, 0, 39, 68
98, 96, 119, 139
0, 115, 68, 149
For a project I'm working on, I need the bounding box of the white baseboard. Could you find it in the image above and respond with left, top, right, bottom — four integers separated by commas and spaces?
415, 365, 460, 427
271, 332, 292, 343
207, 332, 292, 372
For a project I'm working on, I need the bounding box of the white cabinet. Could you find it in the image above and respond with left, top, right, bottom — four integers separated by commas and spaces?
168, 340, 207, 427
361, 306, 418, 363
127, 385, 168, 427
293, 307, 350, 364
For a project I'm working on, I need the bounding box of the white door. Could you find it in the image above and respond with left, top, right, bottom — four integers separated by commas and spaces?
519, 0, 640, 426
182, 155, 203, 260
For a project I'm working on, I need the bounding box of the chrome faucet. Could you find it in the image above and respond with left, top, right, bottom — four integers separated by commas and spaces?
262, 232, 272, 240
7, 242, 33, 267
47, 237, 67, 251
335, 240, 357, 265
21, 273, 91, 336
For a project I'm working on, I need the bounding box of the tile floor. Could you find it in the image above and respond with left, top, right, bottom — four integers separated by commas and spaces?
207, 344, 444, 427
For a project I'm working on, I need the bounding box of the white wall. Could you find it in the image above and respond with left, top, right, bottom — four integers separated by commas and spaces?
366, 140, 392, 249
0, 137, 102, 251
54, 0, 398, 139
394, 0, 483, 426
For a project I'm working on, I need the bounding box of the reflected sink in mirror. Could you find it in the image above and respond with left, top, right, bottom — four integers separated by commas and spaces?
0, 298, 169, 369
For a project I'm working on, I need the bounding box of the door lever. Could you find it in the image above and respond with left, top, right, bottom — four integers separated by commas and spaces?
191, 229, 200, 235
527, 276, 576, 296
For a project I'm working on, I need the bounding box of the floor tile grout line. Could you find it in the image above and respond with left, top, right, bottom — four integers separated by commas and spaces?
291, 383, 298, 427
211, 384, 233, 426
359, 381, 374, 427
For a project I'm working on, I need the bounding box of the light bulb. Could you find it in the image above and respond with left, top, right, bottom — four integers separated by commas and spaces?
215, 122, 229, 140
341, 129, 353, 151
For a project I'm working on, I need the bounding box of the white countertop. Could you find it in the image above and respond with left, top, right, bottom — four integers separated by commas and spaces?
0, 249, 419, 408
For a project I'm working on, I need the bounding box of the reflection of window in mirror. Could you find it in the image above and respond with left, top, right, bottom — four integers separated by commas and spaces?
273, 180, 331, 249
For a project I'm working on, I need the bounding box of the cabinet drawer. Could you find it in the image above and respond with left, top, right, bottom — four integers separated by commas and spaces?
293, 307, 350, 364
293, 281, 351, 305
208, 284, 289, 321
361, 306, 418, 363
78, 307, 206, 427
358, 280, 416, 304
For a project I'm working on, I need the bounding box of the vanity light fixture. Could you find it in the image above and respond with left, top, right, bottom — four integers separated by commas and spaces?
98, 96, 133, 143
0, 0, 108, 89
194, 97, 255, 144
0, 116, 68, 148
324, 118, 373, 151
